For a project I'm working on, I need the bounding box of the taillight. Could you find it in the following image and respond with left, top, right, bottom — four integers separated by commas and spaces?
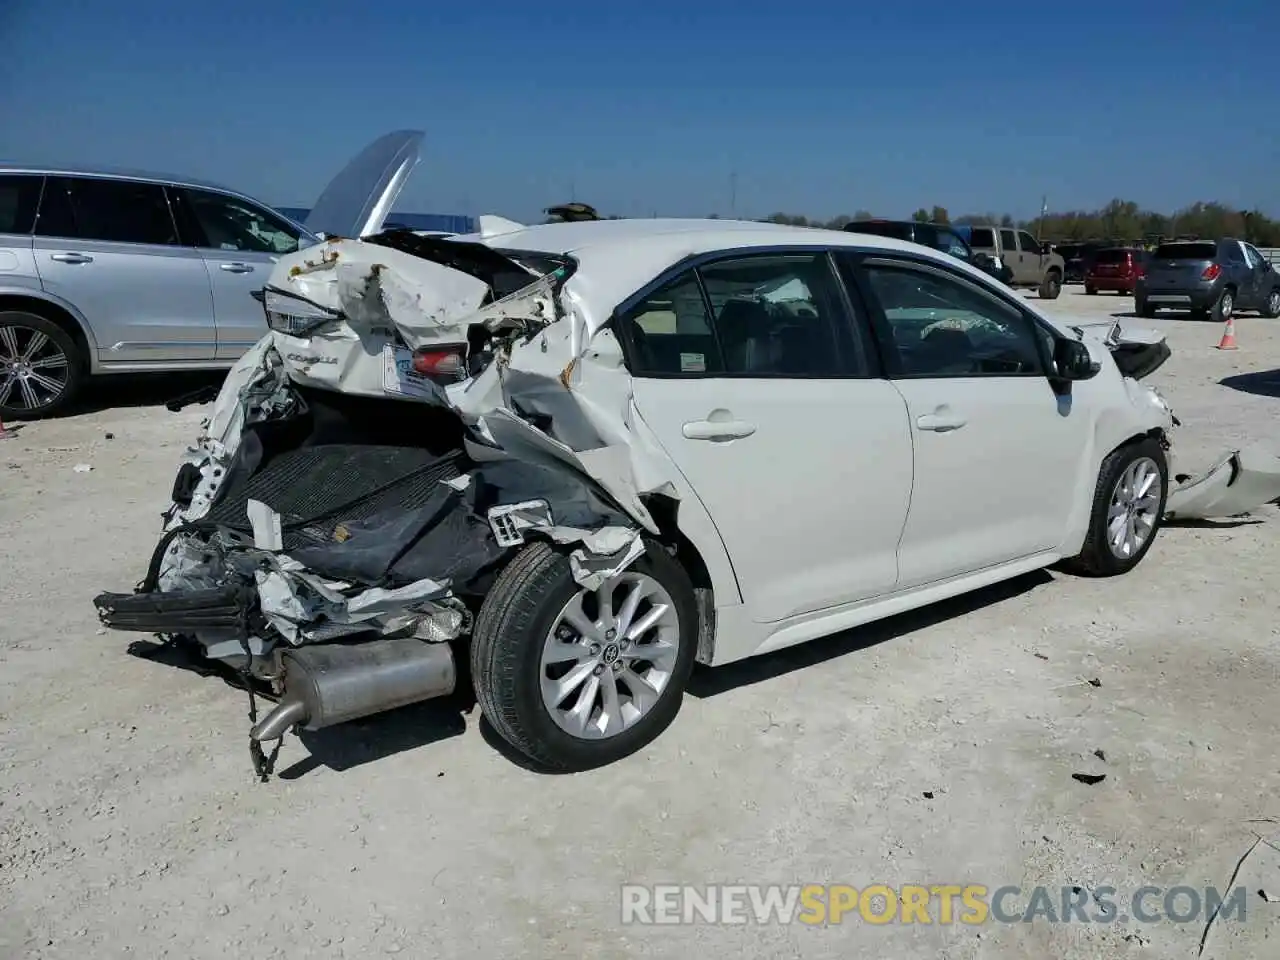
1201, 263, 1222, 280
411, 346, 467, 382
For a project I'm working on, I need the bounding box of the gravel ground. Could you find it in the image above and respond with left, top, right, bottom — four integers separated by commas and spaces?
2, 288, 1279, 959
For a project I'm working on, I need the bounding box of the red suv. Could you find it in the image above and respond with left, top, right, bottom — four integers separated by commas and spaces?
1085, 247, 1147, 295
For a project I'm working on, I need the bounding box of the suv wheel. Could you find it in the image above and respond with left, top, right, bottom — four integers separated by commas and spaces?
1262, 288, 1280, 319
1211, 287, 1234, 324
471, 539, 698, 772
1040, 271, 1062, 300
1061, 438, 1167, 577
1136, 297, 1156, 319
0, 311, 84, 421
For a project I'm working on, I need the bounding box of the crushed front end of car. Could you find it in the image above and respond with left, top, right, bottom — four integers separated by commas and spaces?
93, 230, 675, 780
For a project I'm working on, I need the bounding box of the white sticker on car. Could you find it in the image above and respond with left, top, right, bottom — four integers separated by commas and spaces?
381, 344, 436, 399
679, 352, 706, 373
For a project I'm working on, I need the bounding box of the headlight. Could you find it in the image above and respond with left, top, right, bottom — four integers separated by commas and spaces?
262, 288, 341, 337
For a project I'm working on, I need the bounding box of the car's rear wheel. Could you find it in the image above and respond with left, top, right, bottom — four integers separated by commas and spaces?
0, 311, 85, 421
1211, 287, 1234, 324
471, 539, 697, 772
1084, 283, 1097, 295
1061, 438, 1167, 577
1262, 288, 1280, 319
1040, 271, 1062, 299
1136, 297, 1156, 318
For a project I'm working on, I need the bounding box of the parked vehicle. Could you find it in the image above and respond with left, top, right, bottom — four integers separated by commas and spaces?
1085, 247, 1147, 295
844, 219, 1014, 284
952, 225, 1064, 298
1135, 239, 1280, 321
94, 179, 1280, 774
1056, 243, 1090, 283
0, 131, 423, 420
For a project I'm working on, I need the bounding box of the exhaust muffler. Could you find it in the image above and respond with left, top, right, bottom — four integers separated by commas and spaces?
250, 636, 457, 743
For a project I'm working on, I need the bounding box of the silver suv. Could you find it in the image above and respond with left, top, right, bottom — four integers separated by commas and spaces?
0, 131, 422, 420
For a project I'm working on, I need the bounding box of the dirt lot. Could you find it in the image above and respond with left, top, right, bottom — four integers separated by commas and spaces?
3, 288, 1279, 959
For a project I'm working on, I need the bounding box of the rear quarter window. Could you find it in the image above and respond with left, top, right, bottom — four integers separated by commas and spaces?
0, 174, 41, 235
968, 227, 995, 247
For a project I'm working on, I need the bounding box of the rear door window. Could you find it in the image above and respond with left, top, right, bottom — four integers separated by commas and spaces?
36, 176, 179, 246
0, 174, 42, 235
999, 229, 1018, 253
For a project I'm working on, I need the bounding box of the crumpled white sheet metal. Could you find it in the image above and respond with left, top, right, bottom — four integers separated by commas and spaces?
1165, 444, 1280, 520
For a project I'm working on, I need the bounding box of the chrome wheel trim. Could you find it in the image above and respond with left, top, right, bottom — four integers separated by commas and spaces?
1107, 456, 1161, 560
0, 324, 71, 412
1268, 291, 1280, 316
1220, 290, 1234, 320
540, 571, 682, 740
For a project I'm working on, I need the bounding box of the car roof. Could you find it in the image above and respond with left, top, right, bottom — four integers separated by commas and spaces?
462, 217, 1015, 333
0, 161, 248, 198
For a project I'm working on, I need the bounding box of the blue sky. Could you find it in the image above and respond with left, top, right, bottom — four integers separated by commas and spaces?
3, 0, 1278, 223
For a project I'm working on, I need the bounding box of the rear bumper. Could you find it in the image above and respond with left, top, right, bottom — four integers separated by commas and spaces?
1085, 276, 1137, 292
1135, 280, 1219, 310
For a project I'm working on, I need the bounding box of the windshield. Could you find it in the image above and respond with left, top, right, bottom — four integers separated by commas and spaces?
1153, 242, 1217, 260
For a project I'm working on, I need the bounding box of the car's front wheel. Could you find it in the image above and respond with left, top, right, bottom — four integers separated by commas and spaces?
1061, 438, 1168, 577
0, 310, 84, 421
471, 539, 698, 772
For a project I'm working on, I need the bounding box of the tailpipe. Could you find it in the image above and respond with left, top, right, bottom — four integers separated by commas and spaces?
250, 636, 457, 743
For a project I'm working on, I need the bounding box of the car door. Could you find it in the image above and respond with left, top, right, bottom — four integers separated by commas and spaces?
842, 253, 1089, 589
169, 187, 306, 359
1241, 243, 1272, 310
1220, 241, 1252, 304
618, 249, 915, 624
998, 229, 1022, 283
1017, 230, 1044, 284
31, 176, 215, 364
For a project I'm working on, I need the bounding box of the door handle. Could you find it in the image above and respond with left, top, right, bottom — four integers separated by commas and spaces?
682, 419, 756, 441
219, 262, 254, 274
49, 252, 93, 264
916, 413, 967, 432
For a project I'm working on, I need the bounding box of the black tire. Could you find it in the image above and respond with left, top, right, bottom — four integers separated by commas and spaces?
0, 310, 85, 420
1061, 437, 1168, 578
1040, 271, 1062, 299
1136, 297, 1156, 319
1261, 288, 1280, 319
1189, 308, 1208, 321
470, 539, 698, 772
1084, 284, 1097, 296
1210, 287, 1234, 324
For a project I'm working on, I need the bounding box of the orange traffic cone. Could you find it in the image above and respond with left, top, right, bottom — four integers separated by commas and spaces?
1216, 315, 1238, 351
0, 416, 15, 439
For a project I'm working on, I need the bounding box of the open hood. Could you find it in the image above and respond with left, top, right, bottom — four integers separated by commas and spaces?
302, 130, 423, 240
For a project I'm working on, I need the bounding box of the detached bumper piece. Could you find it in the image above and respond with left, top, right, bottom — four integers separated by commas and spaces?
1165, 445, 1280, 520
93, 585, 251, 634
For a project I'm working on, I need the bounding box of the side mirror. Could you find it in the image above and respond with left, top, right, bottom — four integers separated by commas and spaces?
1052, 338, 1100, 384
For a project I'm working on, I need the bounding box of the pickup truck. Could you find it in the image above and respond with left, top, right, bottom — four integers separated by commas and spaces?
953, 225, 1065, 299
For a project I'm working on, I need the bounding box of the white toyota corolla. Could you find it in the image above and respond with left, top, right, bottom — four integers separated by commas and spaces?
94, 206, 1280, 777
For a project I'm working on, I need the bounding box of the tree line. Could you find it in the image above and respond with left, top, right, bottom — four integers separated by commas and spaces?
758, 200, 1280, 246
543, 199, 1280, 247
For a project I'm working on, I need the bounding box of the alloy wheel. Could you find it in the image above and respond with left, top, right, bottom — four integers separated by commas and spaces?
540, 571, 682, 740
1106, 457, 1161, 560
0, 324, 71, 413
1268, 291, 1280, 316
